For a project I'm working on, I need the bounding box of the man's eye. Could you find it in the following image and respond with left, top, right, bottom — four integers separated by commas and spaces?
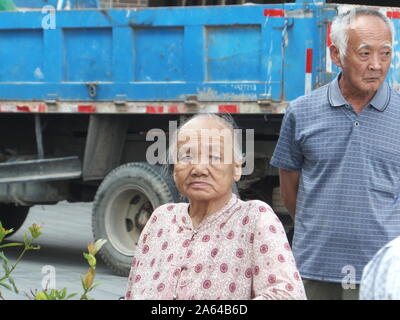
360, 51, 369, 57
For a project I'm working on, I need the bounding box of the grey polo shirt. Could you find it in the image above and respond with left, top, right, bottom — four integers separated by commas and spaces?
270, 75, 400, 283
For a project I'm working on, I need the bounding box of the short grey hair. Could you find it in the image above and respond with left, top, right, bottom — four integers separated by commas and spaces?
330, 7, 395, 63
167, 113, 244, 166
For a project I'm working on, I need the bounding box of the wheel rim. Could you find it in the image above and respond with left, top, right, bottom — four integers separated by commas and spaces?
104, 184, 155, 256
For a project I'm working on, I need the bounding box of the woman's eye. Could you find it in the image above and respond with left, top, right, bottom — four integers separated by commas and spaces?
178, 155, 192, 162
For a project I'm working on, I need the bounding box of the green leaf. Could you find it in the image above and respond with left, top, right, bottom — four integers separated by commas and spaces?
0, 281, 12, 291
0, 251, 9, 265
0, 225, 14, 243
83, 253, 96, 269
45, 290, 58, 300
87, 282, 101, 293
1, 261, 9, 274
0, 251, 10, 275
23, 234, 29, 247
66, 293, 78, 300
55, 290, 63, 300
93, 239, 107, 255
7, 276, 18, 294
35, 291, 49, 300
28, 224, 42, 239
60, 288, 67, 299
0, 243, 24, 249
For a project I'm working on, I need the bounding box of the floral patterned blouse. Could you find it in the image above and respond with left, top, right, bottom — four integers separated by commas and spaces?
125, 194, 306, 300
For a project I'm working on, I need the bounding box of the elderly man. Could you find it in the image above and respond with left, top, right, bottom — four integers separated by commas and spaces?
270, 7, 400, 300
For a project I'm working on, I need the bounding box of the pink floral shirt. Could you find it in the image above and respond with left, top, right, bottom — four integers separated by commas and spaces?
125, 194, 306, 300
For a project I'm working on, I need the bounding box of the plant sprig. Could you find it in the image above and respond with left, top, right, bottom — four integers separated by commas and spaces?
34, 239, 107, 300
0, 221, 107, 300
0, 222, 42, 299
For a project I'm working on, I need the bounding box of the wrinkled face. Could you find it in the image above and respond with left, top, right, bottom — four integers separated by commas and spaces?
332, 15, 392, 95
173, 118, 241, 202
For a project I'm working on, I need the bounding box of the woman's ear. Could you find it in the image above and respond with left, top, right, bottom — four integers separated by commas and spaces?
233, 163, 242, 182
173, 168, 177, 183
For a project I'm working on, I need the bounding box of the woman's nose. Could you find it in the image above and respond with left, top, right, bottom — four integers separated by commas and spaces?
190, 162, 209, 176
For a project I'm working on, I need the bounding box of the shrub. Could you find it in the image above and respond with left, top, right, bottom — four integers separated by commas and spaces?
0, 221, 107, 300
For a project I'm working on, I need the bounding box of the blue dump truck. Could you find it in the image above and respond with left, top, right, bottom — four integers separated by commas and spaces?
0, 0, 399, 276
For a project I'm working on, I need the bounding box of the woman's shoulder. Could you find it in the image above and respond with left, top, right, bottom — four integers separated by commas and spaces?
152, 202, 188, 216
155, 202, 187, 211
239, 199, 278, 223
240, 199, 286, 237
144, 202, 187, 227
241, 199, 275, 214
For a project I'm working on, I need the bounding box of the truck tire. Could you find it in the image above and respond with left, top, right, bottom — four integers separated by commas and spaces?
0, 204, 30, 238
92, 163, 182, 277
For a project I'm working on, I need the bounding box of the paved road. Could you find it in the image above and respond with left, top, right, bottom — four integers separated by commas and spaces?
1, 202, 128, 300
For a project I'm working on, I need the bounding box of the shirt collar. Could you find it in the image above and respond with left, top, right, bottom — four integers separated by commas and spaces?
369, 81, 391, 112
328, 74, 348, 108
328, 73, 391, 112
182, 193, 239, 230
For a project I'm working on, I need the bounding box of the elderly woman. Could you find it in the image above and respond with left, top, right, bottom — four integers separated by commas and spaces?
125, 114, 306, 300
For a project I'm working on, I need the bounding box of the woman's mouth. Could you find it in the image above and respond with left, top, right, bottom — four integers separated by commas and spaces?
189, 181, 210, 188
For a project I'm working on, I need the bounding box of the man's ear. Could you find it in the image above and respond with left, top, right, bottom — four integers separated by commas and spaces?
330, 44, 343, 68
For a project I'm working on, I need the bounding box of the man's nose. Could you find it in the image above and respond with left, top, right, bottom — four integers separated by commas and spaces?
368, 53, 383, 71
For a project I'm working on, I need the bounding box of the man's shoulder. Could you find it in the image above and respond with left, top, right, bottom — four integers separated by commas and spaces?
384, 86, 400, 116
389, 86, 400, 103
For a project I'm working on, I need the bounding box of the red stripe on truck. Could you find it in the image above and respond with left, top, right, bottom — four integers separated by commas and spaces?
264, 9, 284, 17
168, 105, 179, 113
78, 105, 96, 113
16, 105, 30, 112
326, 22, 332, 47
146, 106, 164, 113
218, 105, 239, 113
387, 11, 400, 19
306, 48, 313, 74
38, 104, 46, 113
